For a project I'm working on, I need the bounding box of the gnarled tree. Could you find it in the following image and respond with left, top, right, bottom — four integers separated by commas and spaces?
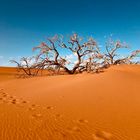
33, 34, 103, 74
11, 34, 140, 76
104, 38, 140, 65
10, 57, 46, 77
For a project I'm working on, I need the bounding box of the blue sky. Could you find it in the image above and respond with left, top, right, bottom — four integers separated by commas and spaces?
0, 0, 140, 66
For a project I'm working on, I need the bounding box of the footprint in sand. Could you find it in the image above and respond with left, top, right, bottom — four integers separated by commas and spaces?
66, 120, 89, 135
1, 92, 7, 97
22, 100, 27, 104
28, 104, 38, 111
55, 114, 63, 118
29, 107, 36, 111
0, 91, 28, 106
9, 97, 28, 106
0, 92, 9, 103
0, 90, 43, 122
28, 104, 43, 120
7, 94, 28, 105
31, 104, 36, 107
0, 91, 14, 104
46, 106, 54, 110
92, 130, 113, 140
9, 96, 14, 99
11, 99, 19, 104
54, 114, 63, 121
77, 119, 88, 124
2, 94, 7, 97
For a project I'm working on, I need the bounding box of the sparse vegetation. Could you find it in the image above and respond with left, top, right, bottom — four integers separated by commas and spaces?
104, 38, 140, 65
10, 57, 46, 77
11, 34, 140, 77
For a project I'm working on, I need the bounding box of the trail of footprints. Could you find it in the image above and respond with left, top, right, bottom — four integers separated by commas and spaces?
0, 89, 114, 140
0, 89, 27, 105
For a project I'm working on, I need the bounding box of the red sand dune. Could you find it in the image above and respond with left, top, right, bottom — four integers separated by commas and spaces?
0, 65, 140, 140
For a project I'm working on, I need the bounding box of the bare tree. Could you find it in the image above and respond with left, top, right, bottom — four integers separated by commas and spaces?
10, 57, 45, 77
105, 39, 128, 64
33, 34, 103, 74
104, 38, 140, 65
11, 34, 140, 77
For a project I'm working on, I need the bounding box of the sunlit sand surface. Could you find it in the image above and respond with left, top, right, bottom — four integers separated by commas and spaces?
0, 65, 140, 140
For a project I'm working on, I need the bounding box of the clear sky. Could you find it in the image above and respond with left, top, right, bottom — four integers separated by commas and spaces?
0, 0, 140, 66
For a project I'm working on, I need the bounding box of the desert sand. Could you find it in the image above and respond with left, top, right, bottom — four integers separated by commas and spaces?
0, 65, 140, 140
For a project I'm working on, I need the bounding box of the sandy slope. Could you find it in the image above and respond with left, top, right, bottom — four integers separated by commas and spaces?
0, 67, 18, 82
0, 65, 140, 140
